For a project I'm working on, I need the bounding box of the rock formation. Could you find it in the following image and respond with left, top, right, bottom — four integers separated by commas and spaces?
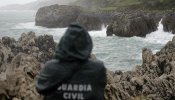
0, 32, 175, 100
105, 39, 175, 100
0, 31, 56, 100
107, 11, 157, 37
162, 13, 175, 34
35, 4, 82, 28
35, 4, 103, 31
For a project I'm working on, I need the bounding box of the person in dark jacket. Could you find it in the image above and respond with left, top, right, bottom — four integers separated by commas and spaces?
36, 24, 107, 100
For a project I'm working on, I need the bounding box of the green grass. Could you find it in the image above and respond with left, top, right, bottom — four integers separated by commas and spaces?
73, 0, 175, 11
113, 0, 141, 6
99, 7, 118, 11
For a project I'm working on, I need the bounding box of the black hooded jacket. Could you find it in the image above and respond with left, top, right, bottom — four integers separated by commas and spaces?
36, 24, 107, 100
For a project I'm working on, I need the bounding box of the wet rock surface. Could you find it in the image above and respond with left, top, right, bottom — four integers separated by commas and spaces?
35, 4, 102, 31
0, 32, 175, 100
105, 38, 175, 100
162, 13, 175, 34
107, 11, 157, 37
35, 4, 82, 28
0, 32, 55, 100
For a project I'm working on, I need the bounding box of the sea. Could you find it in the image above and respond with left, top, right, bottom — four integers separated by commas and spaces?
0, 10, 174, 71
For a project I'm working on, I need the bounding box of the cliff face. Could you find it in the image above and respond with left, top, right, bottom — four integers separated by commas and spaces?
106, 11, 157, 37
162, 13, 175, 34
35, 5, 83, 28
35, 4, 103, 31
0, 32, 175, 100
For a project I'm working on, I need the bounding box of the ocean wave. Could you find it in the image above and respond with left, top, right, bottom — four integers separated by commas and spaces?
12, 20, 174, 45
144, 20, 174, 44
135, 20, 174, 45
12, 22, 107, 37
13, 22, 38, 29
89, 25, 107, 37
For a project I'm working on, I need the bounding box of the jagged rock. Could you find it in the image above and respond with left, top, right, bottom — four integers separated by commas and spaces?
107, 11, 157, 37
0, 53, 42, 100
10, 32, 55, 63
162, 13, 175, 34
35, 4, 82, 28
19, 31, 36, 46
0, 45, 13, 73
9, 53, 41, 73
34, 35, 55, 52
164, 61, 175, 74
105, 36, 175, 100
131, 77, 144, 86
34, 35, 55, 62
142, 48, 153, 64
10, 31, 36, 55
1, 33, 175, 100
113, 74, 121, 83
107, 70, 115, 84
2, 37, 15, 47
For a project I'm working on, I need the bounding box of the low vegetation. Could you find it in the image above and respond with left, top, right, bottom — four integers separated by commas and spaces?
73, 0, 175, 11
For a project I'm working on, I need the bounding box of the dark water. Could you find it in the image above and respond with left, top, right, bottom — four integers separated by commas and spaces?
0, 10, 174, 71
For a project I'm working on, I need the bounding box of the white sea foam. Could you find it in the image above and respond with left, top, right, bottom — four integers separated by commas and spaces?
13, 22, 107, 37
13, 20, 174, 45
136, 20, 174, 45
89, 25, 107, 37
13, 22, 39, 29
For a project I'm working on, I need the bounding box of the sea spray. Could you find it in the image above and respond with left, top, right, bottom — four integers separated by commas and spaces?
140, 20, 174, 44
89, 25, 107, 37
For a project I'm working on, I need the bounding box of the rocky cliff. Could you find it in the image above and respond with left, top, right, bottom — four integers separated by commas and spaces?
35, 4, 103, 31
106, 11, 158, 37
162, 13, 175, 34
35, 4, 175, 37
0, 32, 175, 100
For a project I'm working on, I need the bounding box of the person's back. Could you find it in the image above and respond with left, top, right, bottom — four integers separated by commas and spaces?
36, 24, 107, 100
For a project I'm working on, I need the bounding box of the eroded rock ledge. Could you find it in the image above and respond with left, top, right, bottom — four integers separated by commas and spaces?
0, 32, 175, 100
105, 40, 175, 100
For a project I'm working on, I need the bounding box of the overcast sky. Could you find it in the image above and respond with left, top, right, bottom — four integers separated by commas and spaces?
0, 0, 37, 7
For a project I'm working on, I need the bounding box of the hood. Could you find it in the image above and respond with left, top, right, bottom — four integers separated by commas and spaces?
54, 24, 93, 61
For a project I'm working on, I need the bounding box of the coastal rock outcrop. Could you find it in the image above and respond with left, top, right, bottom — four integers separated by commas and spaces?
162, 13, 175, 34
107, 11, 157, 37
148, 11, 165, 26
0, 32, 56, 100
35, 4, 82, 28
35, 4, 103, 31
0, 32, 175, 100
0, 53, 42, 100
105, 37, 175, 100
